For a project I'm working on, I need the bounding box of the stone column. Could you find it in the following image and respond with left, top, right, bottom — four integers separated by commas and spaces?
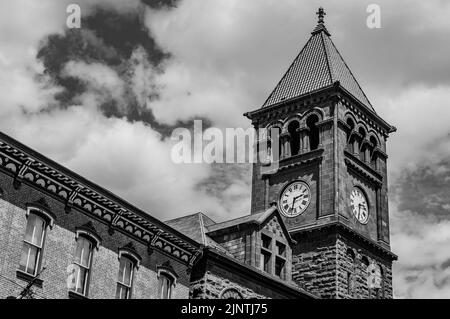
299, 127, 310, 153
353, 137, 360, 157
365, 147, 371, 164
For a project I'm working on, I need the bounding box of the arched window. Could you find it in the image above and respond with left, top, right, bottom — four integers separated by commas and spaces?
288, 121, 300, 156
306, 115, 320, 151
68, 223, 101, 298
70, 235, 95, 296
267, 126, 282, 161
370, 136, 378, 170
157, 262, 178, 299
358, 128, 367, 162
19, 213, 47, 276
346, 118, 355, 153
116, 255, 134, 299
19, 205, 55, 277
116, 244, 141, 299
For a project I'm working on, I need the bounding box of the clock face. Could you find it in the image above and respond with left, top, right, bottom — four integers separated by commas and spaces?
350, 187, 369, 224
279, 181, 311, 218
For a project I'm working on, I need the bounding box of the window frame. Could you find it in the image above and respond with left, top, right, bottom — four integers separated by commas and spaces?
157, 266, 178, 299
116, 255, 135, 299
70, 235, 95, 297
18, 206, 55, 278
68, 225, 101, 298
115, 248, 141, 299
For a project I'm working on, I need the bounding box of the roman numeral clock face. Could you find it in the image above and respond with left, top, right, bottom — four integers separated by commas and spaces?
350, 187, 369, 224
279, 181, 311, 218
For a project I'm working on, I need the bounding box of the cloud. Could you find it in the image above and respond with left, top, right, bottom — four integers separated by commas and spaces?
1, 0, 450, 298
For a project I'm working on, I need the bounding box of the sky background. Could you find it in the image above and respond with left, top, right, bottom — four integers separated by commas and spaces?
0, 0, 449, 298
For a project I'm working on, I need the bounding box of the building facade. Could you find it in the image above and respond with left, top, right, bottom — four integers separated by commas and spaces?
0, 9, 395, 299
245, 8, 397, 299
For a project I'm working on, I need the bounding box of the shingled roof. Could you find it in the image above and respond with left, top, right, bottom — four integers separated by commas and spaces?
262, 9, 374, 112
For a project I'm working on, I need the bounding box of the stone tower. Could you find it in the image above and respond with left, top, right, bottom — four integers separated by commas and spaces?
244, 8, 397, 299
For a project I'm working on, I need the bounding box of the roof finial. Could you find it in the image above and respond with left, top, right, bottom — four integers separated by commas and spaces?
316, 7, 326, 24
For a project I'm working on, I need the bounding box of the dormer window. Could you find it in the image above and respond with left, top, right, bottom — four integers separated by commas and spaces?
275, 241, 286, 280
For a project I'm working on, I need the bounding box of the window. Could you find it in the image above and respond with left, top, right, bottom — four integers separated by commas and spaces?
261, 250, 271, 273
157, 262, 177, 299
370, 136, 378, 170
275, 257, 285, 279
70, 236, 94, 296
346, 118, 355, 153
358, 127, 367, 162
275, 241, 286, 279
261, 234, 271, 249
276, 241, 286, 257
260, 234, 272, 274
159, 273, 173, 299
306, 115, 320, 151
116, 256, 134, 299
19, 213, 47, 276
288, 121, 300, 156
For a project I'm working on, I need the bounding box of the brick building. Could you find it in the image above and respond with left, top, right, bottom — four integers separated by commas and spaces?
0, 9, 396, 299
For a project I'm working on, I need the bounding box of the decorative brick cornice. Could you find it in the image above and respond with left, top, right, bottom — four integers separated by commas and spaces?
0, 131, 200, 265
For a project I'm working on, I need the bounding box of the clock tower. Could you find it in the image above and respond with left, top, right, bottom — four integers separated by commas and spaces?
244, 8, 397, 298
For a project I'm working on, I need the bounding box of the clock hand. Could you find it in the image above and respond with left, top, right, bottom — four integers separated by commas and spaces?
291, 195, 302, 208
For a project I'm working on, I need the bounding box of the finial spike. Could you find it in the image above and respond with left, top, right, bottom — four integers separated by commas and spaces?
316, 7, 326, 24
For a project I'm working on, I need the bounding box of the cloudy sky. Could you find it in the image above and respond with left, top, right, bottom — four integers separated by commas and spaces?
0, 0, 449, 298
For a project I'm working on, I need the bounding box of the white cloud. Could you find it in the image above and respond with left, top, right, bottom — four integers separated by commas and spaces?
1, 0, 450, 298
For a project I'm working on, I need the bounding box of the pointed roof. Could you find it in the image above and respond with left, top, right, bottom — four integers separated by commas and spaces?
262, 8, 374, 112
165, 212, 230, 254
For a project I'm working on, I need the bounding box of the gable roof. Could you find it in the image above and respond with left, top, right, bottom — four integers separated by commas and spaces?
262, 19, 374, 112
205, 206, 295, 245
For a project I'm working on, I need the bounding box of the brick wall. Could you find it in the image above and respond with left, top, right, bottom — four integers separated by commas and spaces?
0, 171, 190, 299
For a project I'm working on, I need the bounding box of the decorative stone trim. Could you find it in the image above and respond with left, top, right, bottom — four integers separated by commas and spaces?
118, 242, 142, 269
26, 199, 56, 229
157, 261, 178, 287
75, 222, 102, 250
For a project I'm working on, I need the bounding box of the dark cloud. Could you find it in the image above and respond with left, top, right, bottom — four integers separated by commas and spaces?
35, 3, 202, 136
394, 159, 450, 221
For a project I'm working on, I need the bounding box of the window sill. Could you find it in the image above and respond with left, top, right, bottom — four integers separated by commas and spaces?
68, 290, 89, 299
16, 270, 43, 288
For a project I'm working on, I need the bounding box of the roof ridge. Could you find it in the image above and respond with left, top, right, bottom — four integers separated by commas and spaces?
319, 31, 334, 84
198, 213, 207, 245
325, 35, 373, 109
